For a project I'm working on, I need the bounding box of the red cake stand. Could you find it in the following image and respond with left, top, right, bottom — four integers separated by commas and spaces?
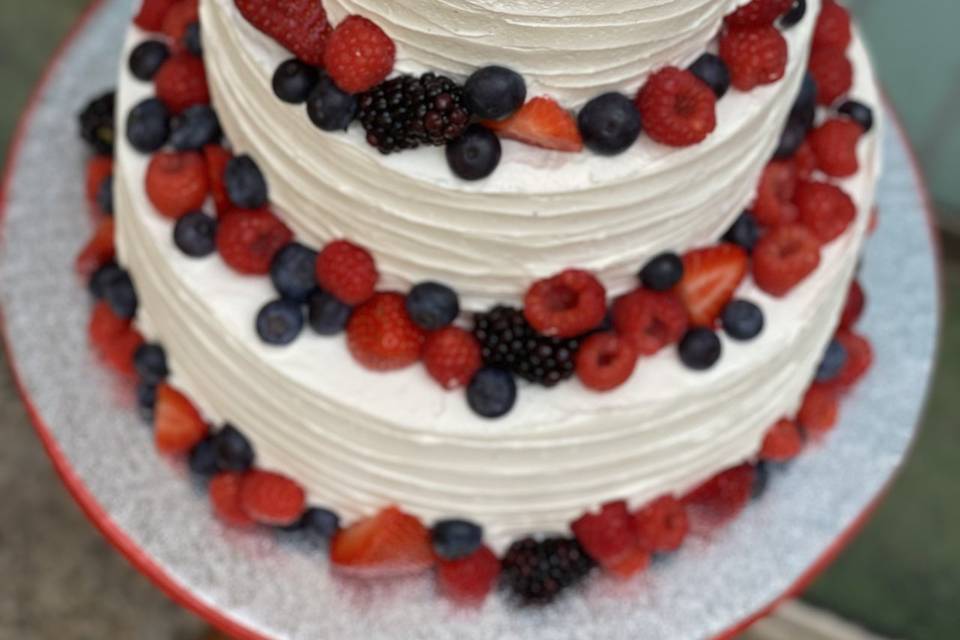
0, 1, 943, 638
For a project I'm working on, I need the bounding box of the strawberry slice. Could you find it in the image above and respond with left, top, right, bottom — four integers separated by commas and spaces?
485, 97, 583, 152
678, 244, 748, 327
203, 144, 233, 216
210, 472, 256, 527
605, 546, 651, 580
154, 384, 208, 455
88, 301, 130, 351
437, 545, 501, 605
330, 506, 435, 577
100, 326, 145, 378
239, 470, 306, 527
133, 0, 179, 31
75, 218, 116, 278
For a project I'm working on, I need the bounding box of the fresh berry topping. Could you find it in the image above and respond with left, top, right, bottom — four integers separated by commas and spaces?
182, 22, 202, 56
723, 211, 761, 252
466, 367, 517, 418
446, 124, 502, 180
721, 299, 765, 341
839, 280, 865, 329
155, 54, 209, 115
838, 100, 875, 133
324, 15, 396, 94
174, 210, 218, 257
88, 261, 123, 300
133, 0, 178, 31
808, 118, 862, 178
235, 0, 330, 66
774, 117, 808, 159
571, 501, 636, 571
602, 546, 652, 580
575, 332, 638, 392
315, 240, 378, 305
129, 40, 170, 81
272, 59, 320, 104
760, 418, 804, 461
126, 98, 171, 154
255, 299, 304, 346
464, 65, 527, 121
501, 537, 594, 606
612, 290, 688, 356
577, 93, 642, 156
640, 252, 684, 291
636, 67, 716, 147
76, 218, 116, 278
438, 546, 500, 605
224, 154, 268, 209
211, 424, 255, 472
188, 436, 219, 476
298, 507, 342, 538
93, 318, 144, 379
133, 342, 169, 384
816, 337, 848, 382
270, 242, 318, 303
170, 105, 221, 151
831, 330, 873, 390
688, 53, 731, 98
485, 96, 583, 152
346, 292, 425, 370
431, 519, 484, 561
686, 464, 756, 516
85, 155, 114, 204
798, 383, 840, 435
306, 73, 359, 132
808, 47, 853, 106
678, 328, 722, 370
330, 506, 435, 576
209, 472, 255, 527
793, 72, 820, 129
794, 140, 818, 181
524, 269, 606, 339
307, 290, 352, 335
725, 0, 793, 27
780, 0, 808, 28
423, 327, 482, 390
678, 244, 749, 327
406, 282, 460, 330
154, 384, 208, 455
216, 209, 292, 275
239, 469, 305, 526
145, 151, 209, 219
88, 301, 130, 353
632, 496, 689, 553
813, 0, 852, 51
752, 159, 799, 226
160, 0, 198, 42
95, 175, 114, 217
752, 224, 821, 296
719, 26, 788, 91
102, 268, 139, 320
78, 91, 116, 156
202, 143, 232, 215
796, 180, 857, 243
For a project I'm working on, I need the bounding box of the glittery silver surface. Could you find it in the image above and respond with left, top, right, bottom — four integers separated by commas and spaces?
0, 2, 941, 638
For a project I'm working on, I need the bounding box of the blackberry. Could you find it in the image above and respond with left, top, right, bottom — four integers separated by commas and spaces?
473, 306, 580, 387
501, 537, 595, 606
357, 73, 471, 154
78, 90, 116, 155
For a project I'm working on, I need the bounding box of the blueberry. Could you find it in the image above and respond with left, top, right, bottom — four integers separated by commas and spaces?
273, 59, 321, 105
774, 116, 808, 159
305, 73, 357, 131
255, 298, 304, 345
189, 436, 221, 476
689, 53, 731, 98
299, 507, 341, 538
270, 243, 318, 303
405, 282, 460, 330
464, 66, 527, 121
136, 381, 157, 423
95, 174, 114, 216
467, 367, 517, 418
78, 91, 115, 155
721, 299, 764, 341
838, 100, 874, 133
173, 211, 218, 257
170, 105, 221, 151
307, 290, 352, 335
103, 270, 138, 319
224, 154, 268, 209
640, 253, 684, 291
815, 338, 848, 382
446, 124, 501, 180
128, 40, 170, 81
780, 0, 807, 28
133, 343, 169, 384
752, 461, 771, 499
126, 98, 170, 153
723, 211, 760, 253
791, 73, 818, 131
578, 93, 642, 156
89, 261, 124, 299
431, 519, 484, 560
182, 22, 202, 56
214, 424, 255, 472
678, 328, 722, 370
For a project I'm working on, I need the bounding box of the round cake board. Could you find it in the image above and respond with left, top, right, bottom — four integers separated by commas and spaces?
0, 1, 943, 638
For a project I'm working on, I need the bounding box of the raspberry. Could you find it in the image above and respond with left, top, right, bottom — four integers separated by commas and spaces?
347, 293, 426, 370
725, 0, 793, 27
796, 180, 857, 244
813, 0, 852, 52
575, 332, 639, 392
839, 280, 865, 329
570, 500, 636, 570
75, 219, 116, 277
605, 547, 651, 580
160, 0, 198, 42
632, 496, 689, 553
422, 327, 482, 390
154, 384, 209, 454
808, 47, 853, 106
719, 26, 788, 91
235, 0, 331, 67
239, 469, 306, 527
216, 209, 293, 275
612, 289, 688, 355
831, 330, 873, 390
437, 546, 501, 605
85, 155, 113, 203
753, 224, 822, 296
315, 240, 378, 305
133, 0, 178, 31
324, 16, 396, 94
752, 159, 799, 227
155, 53, 209, 114
686, 464, 755, 517
794, 140, 818, 181
798, 383, 840, 435
145, 150, 209, 219
523, 269, 606, 339
808, 118, 863, 178
209, 472, 255, 527
760, 418, 804, 461
635, 67, 717, 146
202, 144, 233, 216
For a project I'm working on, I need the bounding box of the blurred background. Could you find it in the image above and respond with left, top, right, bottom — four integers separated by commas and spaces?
0, 1, 957, 638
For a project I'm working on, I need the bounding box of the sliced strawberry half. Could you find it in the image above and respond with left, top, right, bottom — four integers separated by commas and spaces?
485, 97, 583, 152
75, 218, 116, 278
437, 545, 501, 605
239, 470, 306, 527
210, 472, 256, 527
203, 144, 233, 216
154, 383, 209, 455
330, 506, 435, 577
678, 244, 749, 327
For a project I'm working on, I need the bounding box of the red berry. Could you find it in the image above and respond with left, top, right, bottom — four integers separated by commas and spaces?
808, 118, 863, 178
330, 506, 435, 577
759, 418, 804, 461
571, 500, 637, 571
808, 47, 853, 106
686, 464, 756, 517
719, 26, 788, 91
635, 67, 717, 147
605, 546, 652, 580
235, 0, 331, 67
422, 327, 482, 390
155, 53, 209, 114
160, 0, 198, 43
798, 382, 840, 436
523, 269, 606, 339
323, 16, 396, 94
725, 0, 793, 27
85, 155, 113, 202
347, 293, 426, 371
101, 326, 145, 378
795, 180, 857, 244
154, 384, 208, 455
794, 141, 818, 181
575, 332, 639, 392
209, 472, 255, 527
678, 244, 749, 327
75, 218, 116, 277
612, 289, 688, 355
239, 469, 306, 527
88, 301, 130, 352
145, 151, 209, 219
752, 159, 799, 227
831, 330, 873, 390
133, 0, 179, 31
752, 224, 821, 297
813, 0, 852, 52
203, 144, 233, 216
216, 209, 293, 275
315, 240, 378, 305
632, 496, 689, 554
437, 545, 501, 605
839, 280, 866, 329
484, 97, 583, 152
